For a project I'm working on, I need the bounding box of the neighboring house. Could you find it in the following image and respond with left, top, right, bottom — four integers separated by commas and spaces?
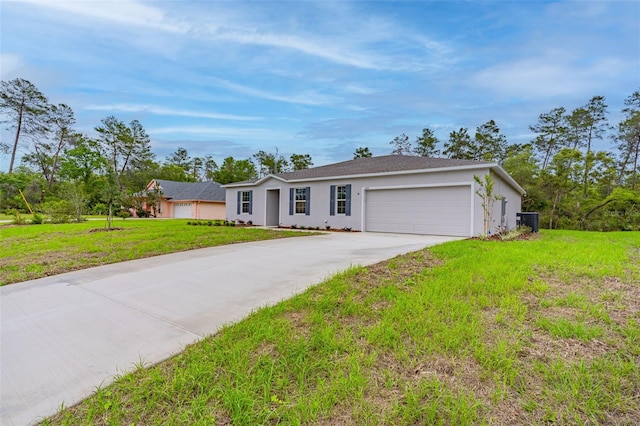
224, 155, 525, 237
141, 179, 226, 219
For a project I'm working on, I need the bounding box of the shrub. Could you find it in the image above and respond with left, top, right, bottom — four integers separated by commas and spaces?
43, 200, 75, 224
31, 213, 44, 224
12, 209, 27, 225
116, 210, 131, 219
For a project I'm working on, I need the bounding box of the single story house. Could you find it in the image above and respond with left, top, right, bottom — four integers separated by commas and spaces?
141, 179, 226, 219
224, 155, 525, 237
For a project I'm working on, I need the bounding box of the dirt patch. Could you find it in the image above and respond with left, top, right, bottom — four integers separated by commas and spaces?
88, 227, 125, 233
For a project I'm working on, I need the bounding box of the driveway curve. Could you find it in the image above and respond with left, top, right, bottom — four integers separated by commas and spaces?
1, 232, 459, 425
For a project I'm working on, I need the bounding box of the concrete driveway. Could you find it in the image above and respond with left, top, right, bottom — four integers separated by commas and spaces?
1, 232, 460, 425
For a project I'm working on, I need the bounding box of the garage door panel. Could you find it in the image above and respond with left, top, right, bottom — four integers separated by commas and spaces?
173, 203, 192, 219
365, 186, 470, 236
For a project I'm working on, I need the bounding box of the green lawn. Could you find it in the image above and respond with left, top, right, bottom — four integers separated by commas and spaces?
0, 219, 302, 285
44, 230, 640, 425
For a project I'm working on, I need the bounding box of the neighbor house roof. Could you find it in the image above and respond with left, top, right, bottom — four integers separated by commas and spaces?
225, 155, 525, 195
151, 179, 225, 202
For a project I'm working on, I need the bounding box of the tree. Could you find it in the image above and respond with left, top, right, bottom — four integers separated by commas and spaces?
95, 116, 153, 186
202, 155, 217, 181
443, 128, 473, 159
94, 116, 154, 227
290, 153, 313, 170
390, 133, 411, 155
253, 149, 288, 176
0, 78, 49, 173
165, 147, 191, 177
502, 145, 542, 212
474, 173, 502, 235
414, 127, 440, 157
543, 148, 584, 229
474, 120, 508, 162
24, 103, 78, 189
530, 107, 568, 169
617, 89, 640, 189
211, 157, 258, 184
566, 96, 609, 196
353, 147, 372, 159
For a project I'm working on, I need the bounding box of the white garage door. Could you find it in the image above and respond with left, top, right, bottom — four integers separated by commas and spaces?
173, 203, 193, 219
365, 186, 471, 236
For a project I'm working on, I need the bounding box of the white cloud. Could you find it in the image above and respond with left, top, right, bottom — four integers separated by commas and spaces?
211, 78, 337, 107
16, 0, 188, 33
148, 125, 291, 141
84, 103, 260, 121
472, 56, 631, 99
0, 54, 25, 79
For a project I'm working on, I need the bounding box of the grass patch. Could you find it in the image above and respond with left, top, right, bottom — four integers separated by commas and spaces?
44, 230, 640, 425
0, 219, 304, 285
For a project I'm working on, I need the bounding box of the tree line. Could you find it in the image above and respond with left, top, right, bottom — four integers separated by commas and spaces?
372, 91, 640, 231
1, 77, 639, 231
0, 78, 316, 222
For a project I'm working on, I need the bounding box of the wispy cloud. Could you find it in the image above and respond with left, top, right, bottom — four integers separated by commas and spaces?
148, 125, 292, 141
472, 52, 633, 99
210, 79, 337, 107
16, 0, 187, 33
85, 103, 261, 121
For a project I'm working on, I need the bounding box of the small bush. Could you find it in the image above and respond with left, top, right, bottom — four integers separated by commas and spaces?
116, 210, 131, 219
12, 209, 27, 225
31, 213, 44, 224
247, 220, 253, 225
43, 200, 75, 224
237, 219, 245, 225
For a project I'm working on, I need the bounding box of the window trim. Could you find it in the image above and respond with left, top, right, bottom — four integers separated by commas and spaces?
237, 190, 252, 215
330, 184, 351, 216
289, 187, 310, 216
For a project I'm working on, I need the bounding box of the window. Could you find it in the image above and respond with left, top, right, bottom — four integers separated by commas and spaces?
330, 184, 351, 216
237, 190, 252, 214
241, 191, 251, 213
295, 188, 307, 214
289, 187, 310, 216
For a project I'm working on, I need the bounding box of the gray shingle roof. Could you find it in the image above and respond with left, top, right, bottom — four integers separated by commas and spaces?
274, 155, 490, 181
153, 179, 225, 202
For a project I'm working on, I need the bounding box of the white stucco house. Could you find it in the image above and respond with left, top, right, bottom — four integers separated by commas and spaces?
224, 155, 525, 237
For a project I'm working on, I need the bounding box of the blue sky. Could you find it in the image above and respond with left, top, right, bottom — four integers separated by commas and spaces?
1, 0, 638, 171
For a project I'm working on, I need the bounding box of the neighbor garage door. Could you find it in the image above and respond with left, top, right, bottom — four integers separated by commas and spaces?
365, 186, 471, 236
173, 203, 193, 219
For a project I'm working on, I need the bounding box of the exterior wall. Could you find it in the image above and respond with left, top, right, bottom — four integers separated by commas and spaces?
195, 202, 226, 220
471, 170, 523, 235
226, 168, 522, 236
156, 200, 173, 218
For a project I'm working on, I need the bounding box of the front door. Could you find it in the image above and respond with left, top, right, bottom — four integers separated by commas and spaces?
265, 189, 280, 226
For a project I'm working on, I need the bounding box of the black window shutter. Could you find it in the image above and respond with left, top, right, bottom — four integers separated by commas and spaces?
237, 191, 241, 214
289, 188, 294, 215
305, 186, 311, 216
345, 184, 352, 216
248, 191, 253, 215
329, 185, 336, 216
